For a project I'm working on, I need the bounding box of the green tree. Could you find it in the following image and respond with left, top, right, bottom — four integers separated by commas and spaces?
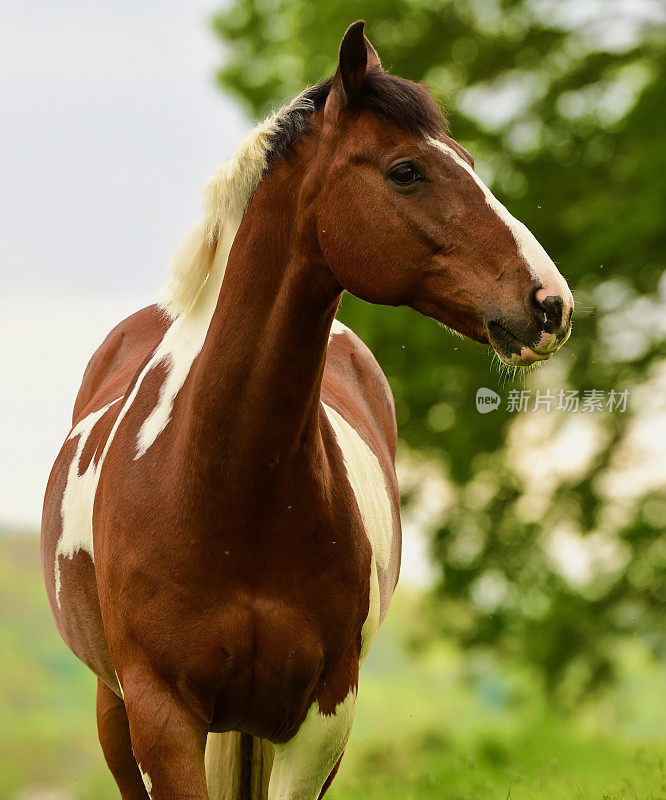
213, 0, 666, 705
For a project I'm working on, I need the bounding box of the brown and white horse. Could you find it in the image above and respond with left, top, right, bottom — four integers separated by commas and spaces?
41, 22, 573, 800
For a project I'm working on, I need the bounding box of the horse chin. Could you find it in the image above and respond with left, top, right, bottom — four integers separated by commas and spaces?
485, 321, 555, 367
493, 345, 553, 367
437, 315, 555, 367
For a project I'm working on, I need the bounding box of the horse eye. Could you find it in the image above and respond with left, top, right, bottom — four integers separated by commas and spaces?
389, 162, 422, 185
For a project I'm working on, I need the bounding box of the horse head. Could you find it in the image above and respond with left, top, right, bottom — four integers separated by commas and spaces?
311, 21, 573, 366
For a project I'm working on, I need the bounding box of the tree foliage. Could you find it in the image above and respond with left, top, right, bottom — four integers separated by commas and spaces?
213, 0, 666, 704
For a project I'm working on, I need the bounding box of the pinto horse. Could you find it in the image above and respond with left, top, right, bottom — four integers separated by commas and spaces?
41, 21, 573, 800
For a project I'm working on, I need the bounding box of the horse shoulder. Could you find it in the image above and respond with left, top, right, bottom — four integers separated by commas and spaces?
323, 320, 398, 465
322, 322, 401, 648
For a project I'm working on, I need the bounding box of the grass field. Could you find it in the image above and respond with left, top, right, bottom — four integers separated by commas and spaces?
2, 532, 664, 800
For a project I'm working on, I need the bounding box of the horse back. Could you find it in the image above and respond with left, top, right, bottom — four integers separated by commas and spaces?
72, 304, 168, 423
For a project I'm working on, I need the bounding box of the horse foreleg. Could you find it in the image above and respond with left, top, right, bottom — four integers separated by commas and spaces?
97, 678, 150, 800
267, 687, 356, 800
120, 666, 210, 800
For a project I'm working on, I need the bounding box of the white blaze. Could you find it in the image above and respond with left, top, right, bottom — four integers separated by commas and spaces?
428, 137, 573, 312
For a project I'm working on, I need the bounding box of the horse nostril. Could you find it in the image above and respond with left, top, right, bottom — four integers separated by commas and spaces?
542, 295, 564, 329
529, 287, 565, 333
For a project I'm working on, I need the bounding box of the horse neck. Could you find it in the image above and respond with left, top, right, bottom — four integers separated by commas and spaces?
187, 156, 341, 486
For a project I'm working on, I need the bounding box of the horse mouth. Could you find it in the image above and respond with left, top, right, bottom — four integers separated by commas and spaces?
486, 320, 554, 367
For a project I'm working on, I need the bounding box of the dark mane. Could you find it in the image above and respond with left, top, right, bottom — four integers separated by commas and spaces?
267, 68, 447, 163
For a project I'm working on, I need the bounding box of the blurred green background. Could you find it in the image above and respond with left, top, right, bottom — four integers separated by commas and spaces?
2, 0, 665, 798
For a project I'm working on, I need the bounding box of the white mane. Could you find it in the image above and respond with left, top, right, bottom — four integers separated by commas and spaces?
158, 93, 314, 320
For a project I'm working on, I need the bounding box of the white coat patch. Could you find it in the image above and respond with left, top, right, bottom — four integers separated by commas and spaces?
322, 404, 393, 662
54, 397, 121, 605
134, 216, 242, 459
328, 318, 352, 341
139, 765, 153, 798
269, 688, 356, 800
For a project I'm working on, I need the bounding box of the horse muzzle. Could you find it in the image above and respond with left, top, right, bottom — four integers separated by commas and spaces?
486, 285, 573, 366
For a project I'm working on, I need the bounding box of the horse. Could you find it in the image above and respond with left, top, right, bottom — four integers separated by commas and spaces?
41, 21, 573, 800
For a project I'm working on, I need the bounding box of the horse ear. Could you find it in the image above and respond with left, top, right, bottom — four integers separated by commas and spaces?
324, 21, 381, 123
338, 20, 381, 102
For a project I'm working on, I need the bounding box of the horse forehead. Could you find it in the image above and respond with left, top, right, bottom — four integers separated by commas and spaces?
427, 131, 469, 162
339, 112, 422, 158
427, 137, 481, 183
